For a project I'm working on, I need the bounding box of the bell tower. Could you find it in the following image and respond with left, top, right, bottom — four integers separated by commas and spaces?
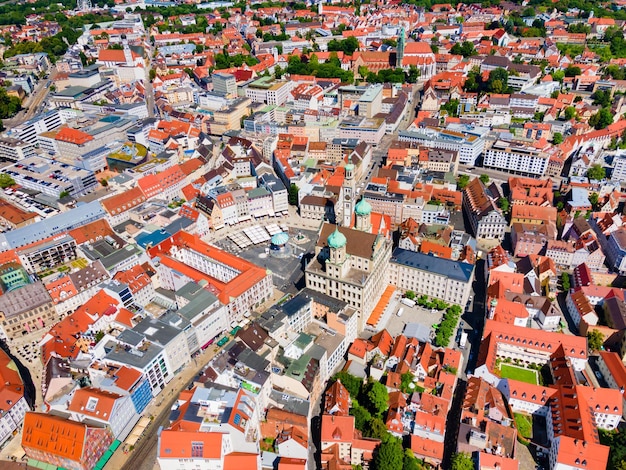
342, 160, 355, 227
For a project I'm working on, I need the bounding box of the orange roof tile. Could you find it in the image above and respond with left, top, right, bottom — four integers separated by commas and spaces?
159, 430, 223, 459
223, 452, 259, 470
101, 187, 146, 215
22, 412, 87, 462
68, 387, 121, 420
55, 127, 94, 145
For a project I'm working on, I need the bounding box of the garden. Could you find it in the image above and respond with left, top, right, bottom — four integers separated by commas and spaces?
500, 363, 539, 385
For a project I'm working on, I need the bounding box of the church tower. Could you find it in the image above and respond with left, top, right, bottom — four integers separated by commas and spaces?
342, 160, 355, 227
396, 27, 406, 68
354, 197, 372, 232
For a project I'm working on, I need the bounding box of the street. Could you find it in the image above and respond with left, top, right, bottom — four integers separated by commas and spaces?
2, 67, 56, 128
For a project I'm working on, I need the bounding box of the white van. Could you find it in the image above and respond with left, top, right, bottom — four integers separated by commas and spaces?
397, 308, 404, 317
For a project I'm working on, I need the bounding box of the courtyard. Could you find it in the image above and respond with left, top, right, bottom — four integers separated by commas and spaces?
500, 363, 539, 385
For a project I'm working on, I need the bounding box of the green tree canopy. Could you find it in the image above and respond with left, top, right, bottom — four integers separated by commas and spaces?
586, 164, 606, 181
288, 183, 299, 205
561, 272, 571, 291
0, 173, 15, 188
451, 452, 474, 470
373, 436, 404, 470
365, 381, 389, 417
589, 107, 614, 130
587, 329, 604, 351
563, 106, 576, 120
440, 99, 460, 117
333, 371, 362, 399
479, 174, 490, 184
327, 36, 359, 55
450, 41, 477, 57
457, 174, 470, 189
553, 132, 563, 144
497, 197, 510, 213
564, 65, 582, 77
350, 403, 372, 432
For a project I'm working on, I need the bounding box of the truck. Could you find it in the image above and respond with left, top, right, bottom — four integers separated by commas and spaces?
459, 331, 468, 349
401, 297, 417, 307
397, 307, 404, 317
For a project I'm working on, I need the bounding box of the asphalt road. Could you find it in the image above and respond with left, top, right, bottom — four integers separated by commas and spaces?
3, 67, 56, 127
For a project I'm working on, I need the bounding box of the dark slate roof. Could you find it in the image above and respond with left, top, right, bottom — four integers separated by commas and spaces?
390, 248, 474, 282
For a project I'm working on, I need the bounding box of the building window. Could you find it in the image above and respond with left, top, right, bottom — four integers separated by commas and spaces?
191, 441, 203, 457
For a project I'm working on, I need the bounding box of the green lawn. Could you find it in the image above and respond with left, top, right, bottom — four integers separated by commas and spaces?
514, 413, 533, 439
500, 364, 538, 385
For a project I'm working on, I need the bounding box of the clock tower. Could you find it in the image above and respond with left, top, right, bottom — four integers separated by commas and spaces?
342, 160, 355, 227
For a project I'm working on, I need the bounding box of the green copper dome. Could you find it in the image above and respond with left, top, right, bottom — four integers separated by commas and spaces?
354, 198, 372, 216
345, 163, 354, 172
327, 227, 347, 249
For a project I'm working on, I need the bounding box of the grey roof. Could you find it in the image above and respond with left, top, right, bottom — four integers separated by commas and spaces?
391, 248, 474, 283
268, 389, 310, 416
117, 329, 145, 347
104, 339, 164, 369
299, 288, 348, 313
0, 201, 105, 251
282, 294, 310, 317
132, 317, 183, 347
0, 281, 52, 317
403, 323, 432, 343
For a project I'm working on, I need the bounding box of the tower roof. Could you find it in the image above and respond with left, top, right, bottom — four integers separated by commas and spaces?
327, 227, 347, 249
355, 198, 372, 216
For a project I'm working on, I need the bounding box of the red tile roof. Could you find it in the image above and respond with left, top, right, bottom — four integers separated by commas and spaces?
55, 127, 94, 145
158, 429, 222, 459
0, 348, 24, 411
22, 412, 110, 463
101, 187, 147, 215
113, 265, 151, 295
68, 387, 121, 421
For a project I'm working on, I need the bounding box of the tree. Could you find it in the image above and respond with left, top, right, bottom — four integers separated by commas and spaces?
457, 174, 470, 189
365, 381, 389, 417
373, 436, 404, 470
350, 404, 372, 432
592, 89, 612, 108
552, 70, 565, 82
487, 67, 509, 93
563, 106, 576, 120
587, 330, 604, 351
586, 164, 606, 181
564, 65, 582, 77
59, 191, 70, 198
451, 452, 474, 470
589, 192, 600, 209
149, 68, 157, 81
405, 290, 416, 300
450, 41, 477, 57
479, 174, 490, 184
333, 371, 362, 399
561, 272, 571, 292
440, 98, 460, 117
497, 197, 510, 213
403, 449, 423, 470
0, 173, 15, 189
363, 417, 388, 440
553, 132, 563, 144
288, 183, 299, 205
100, 178, 108, 187
589, 108, 614, 130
